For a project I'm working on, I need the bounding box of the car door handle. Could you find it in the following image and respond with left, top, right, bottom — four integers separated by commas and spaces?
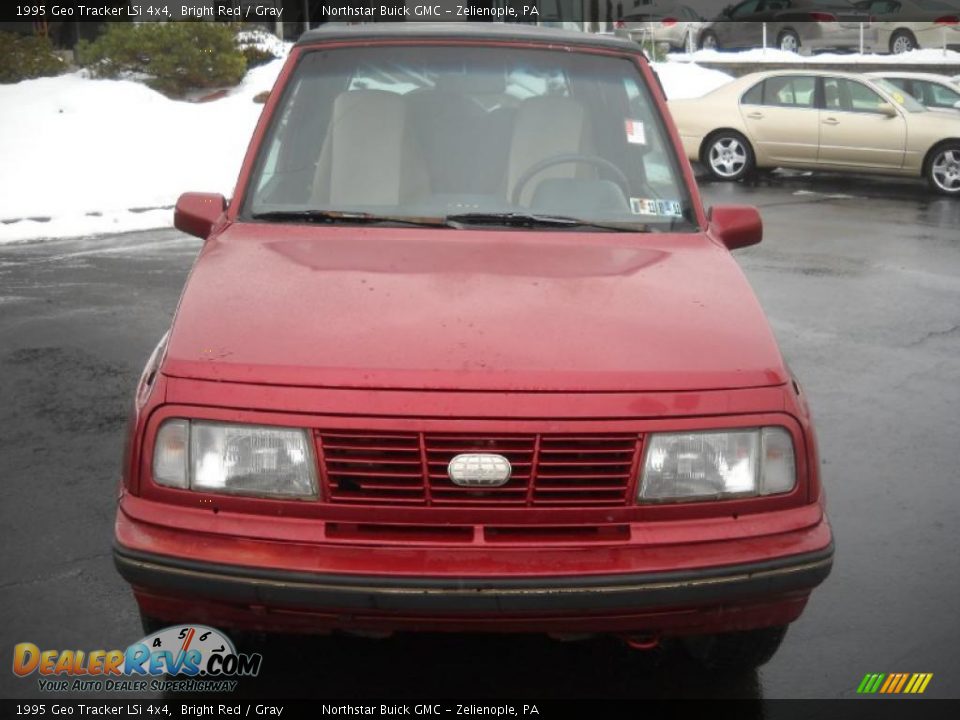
746, 111, 764, 119
822, 117, 840, 125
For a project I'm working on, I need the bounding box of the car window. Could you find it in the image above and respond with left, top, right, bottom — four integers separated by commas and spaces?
730, 0, 762, 18
505, 64, 570, 102
914, 80, 960, 108
854, 0, 900, 11
847, 81, 887, 112
870, 78, 927, 112
763, 76, 816, 108
884, 77, 909, 93
824, 78, 890, 114
245, 45, 694, 230
741, 80, 764, 105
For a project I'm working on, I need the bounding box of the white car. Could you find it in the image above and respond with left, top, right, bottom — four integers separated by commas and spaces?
615, 3, 704, 51
868, 71, 960, 113
854, 0, 960, 53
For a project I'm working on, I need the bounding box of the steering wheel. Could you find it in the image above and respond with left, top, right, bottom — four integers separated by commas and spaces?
510, 153, 632, 207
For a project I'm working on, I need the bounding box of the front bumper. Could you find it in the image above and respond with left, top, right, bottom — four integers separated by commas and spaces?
114, 494, 832, 634
115, 543, 832, 615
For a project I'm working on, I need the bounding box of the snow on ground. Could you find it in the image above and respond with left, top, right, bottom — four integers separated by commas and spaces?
651, 61, 733, 99
0, 53, 288, 244
670, 47, 960, 65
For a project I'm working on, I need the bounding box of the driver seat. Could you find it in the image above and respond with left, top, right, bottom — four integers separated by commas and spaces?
506, 96, 597, 207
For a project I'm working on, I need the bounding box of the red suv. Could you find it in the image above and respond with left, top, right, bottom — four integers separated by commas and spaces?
114, 24, 832, 670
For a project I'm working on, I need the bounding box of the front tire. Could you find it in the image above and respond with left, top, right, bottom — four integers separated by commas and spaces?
699, 30, 719, 50
703, 131, 755, 182
778, 30, 801, 53
683, 625, 789, 671
890, 29, 917, 54
927, 143, 960, 196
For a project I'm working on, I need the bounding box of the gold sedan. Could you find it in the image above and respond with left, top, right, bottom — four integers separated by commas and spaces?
668, 70, 960, 195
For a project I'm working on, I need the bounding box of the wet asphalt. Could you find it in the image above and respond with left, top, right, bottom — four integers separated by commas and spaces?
1, 171, 959, 701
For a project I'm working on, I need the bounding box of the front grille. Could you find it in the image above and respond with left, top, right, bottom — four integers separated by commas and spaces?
318, 431, 640, 507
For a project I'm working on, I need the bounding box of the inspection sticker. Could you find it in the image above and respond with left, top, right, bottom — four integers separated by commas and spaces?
630, 198, 683, 218
630, 198, 659, 215
657, 199, 683, 218
625, 119, 646, 145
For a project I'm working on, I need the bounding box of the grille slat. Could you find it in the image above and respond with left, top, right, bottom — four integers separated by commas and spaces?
318, 431, 640, 507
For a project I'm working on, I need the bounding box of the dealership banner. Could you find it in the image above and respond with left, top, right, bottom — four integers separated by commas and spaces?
2, 0, 960, 24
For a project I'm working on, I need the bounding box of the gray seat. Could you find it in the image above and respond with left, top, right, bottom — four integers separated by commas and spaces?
825, 83, 842, 110
311, 89, 429, 207
506, 96, 597, 207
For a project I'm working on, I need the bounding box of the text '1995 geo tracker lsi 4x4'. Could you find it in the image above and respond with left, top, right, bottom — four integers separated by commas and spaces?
114, 23, 833, 671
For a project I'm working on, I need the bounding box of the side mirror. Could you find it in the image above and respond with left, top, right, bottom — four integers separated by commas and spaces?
953, 100, 960, 110
708, 205, 762, 250
878, 102, 898, 117
174, 192, 226, 239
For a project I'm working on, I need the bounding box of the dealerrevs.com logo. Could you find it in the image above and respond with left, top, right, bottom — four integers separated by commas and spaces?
13, 625, 262, 693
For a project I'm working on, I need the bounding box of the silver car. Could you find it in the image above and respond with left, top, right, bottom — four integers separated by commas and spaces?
615, 3, 704, 51
854, 0, 960, 53
698, 0, 874, 52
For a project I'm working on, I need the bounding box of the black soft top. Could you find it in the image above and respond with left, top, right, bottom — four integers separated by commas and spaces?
295, 22, 643, 55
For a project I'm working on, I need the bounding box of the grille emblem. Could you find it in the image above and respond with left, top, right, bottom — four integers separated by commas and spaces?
447, 453, 511, 487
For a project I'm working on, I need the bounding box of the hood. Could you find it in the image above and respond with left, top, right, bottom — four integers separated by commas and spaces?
162, 223, 788, 392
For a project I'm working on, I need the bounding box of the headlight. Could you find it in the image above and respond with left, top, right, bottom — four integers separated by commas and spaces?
638, 427, 796, 502
153, 420, 318, 499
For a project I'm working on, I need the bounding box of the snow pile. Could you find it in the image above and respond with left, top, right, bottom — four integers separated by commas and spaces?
670, 47, 960, 65
0, 53, 288, 244
651, 62, 733, 99
0, 50, 728, 243
236, 28, 289, 58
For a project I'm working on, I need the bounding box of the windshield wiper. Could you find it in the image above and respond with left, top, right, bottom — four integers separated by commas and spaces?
252, 209, 657, 233
443, 212, 650, 233
251, 210, 446, 227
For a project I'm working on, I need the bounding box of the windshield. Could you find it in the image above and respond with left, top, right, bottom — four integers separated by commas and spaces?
872, 78, 928, 112
244, 45, 695, 231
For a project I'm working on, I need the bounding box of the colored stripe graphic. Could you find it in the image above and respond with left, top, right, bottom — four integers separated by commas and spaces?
894, 674, 910, 693
857, 673, 933, 694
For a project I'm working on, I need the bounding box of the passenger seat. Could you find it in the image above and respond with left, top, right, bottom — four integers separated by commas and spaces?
312, 89, 430, 207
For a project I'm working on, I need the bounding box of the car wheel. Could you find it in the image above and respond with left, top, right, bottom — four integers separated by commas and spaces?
699, 30, 719, 50
778, 30, 801, 53
890, 29, 917, 54
927, 143, 960, 196
682, 625, 789, 671
703, 131, 755, 181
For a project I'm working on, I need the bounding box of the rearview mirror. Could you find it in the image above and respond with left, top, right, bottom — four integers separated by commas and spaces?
708, 205, 762, 250
174, 192, 226, 239
878, 102, 898, 117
